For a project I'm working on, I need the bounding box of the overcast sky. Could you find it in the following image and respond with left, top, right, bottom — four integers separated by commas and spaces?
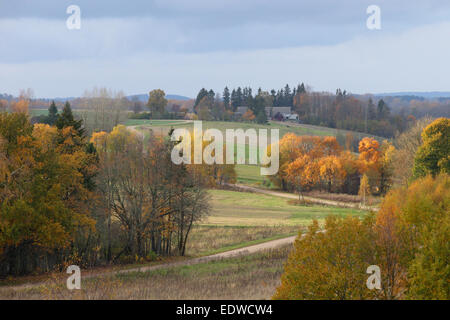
1, 0, 449, 98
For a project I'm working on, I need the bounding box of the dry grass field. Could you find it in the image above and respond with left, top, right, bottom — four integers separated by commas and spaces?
0, 245, 292, 300
186, 225, 299, 256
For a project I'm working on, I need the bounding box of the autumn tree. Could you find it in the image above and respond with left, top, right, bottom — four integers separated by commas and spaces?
285, 155, 314, 200
358, 137, 381, 194
184, 130, 237, 187
392, 117, 433, 186
275, 173, 448, 300
269, 133, 305, 190
148, 89, 168, 118
378, 141, 396, 194
359, 174, 370, 206
91, 125, 211, 259
0, 99, 8, 112
340, 150, 360, 194
412, 118, 450, 178
274, 215, 378, 300
0, 113, 97, 275
242, 109, 255, 122
10, 99, 29, 114
376, 174, 449, 299
318, 155, 346, 192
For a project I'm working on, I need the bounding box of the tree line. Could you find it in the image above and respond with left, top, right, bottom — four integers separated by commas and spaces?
190, 84, 420, 138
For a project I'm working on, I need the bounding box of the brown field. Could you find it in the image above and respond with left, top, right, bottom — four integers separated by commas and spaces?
186, 225, 299, 256
0, 246, 292, 300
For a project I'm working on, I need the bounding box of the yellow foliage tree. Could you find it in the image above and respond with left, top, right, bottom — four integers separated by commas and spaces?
10, 99, 29, 114
318, 155, 346, 192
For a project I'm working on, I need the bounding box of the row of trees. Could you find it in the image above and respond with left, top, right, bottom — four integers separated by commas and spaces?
274, 118, 449, 300
293, 90, 405, 137
195, 88, 271, 124
269, 134, 394, 197
91, 126, 210, 259
190, 85, 411, 137
221, 84, 306, 111
0, 101, 236, 275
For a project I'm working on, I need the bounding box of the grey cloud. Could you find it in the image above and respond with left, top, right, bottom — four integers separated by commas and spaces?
3, 1, 450, 28
3, 0, 450, 64
1, 21, 449, 98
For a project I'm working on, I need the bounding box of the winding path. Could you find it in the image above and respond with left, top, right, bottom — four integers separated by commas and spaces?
1, 235, 296, 291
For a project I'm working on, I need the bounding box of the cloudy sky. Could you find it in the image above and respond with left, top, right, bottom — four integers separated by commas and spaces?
1, 0, 449, 98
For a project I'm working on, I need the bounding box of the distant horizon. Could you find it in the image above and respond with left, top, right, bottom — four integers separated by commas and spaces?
4, 89, 450, 101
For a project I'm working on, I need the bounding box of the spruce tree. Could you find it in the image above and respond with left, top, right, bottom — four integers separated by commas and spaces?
223, 86, 230, 110
48, 100, 58, 125
194, 88, 209, 108
297, 83, 306, 94
56, 101, 85, 137
236, 87, 243, 106
231, 89, 238, 111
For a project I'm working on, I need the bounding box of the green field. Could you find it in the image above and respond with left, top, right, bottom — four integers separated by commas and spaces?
29, 108, 98, 119
125, 119, 336, 136
235, 164, 274, 188
29, 109, 49, 117
123, 119, 189, 127
205, 189, 366, 227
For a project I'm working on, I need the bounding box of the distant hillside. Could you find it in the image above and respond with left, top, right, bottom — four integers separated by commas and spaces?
127, 94, 191, 102
374, 92, 450, 99
0, 93, 14, 101
24, 94, 191, 103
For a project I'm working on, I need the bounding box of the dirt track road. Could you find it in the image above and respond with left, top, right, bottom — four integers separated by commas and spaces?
2, 235, 296, 291
117, 235, 296, 275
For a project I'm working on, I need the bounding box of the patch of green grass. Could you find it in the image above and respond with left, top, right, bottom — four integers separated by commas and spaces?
29, 109, 49, 117
206, 189, 366, 227
123, 119, 188, 126
124, 119, 336, 137
199, 121, 333, 137
235, 164, 274, 188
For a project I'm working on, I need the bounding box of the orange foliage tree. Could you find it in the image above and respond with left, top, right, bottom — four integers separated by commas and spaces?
242, 109, 256, 122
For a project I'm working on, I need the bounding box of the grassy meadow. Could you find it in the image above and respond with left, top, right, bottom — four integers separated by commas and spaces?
204, 189, 366, 227
235, 164, 274, 188
124, 119, 339, 137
